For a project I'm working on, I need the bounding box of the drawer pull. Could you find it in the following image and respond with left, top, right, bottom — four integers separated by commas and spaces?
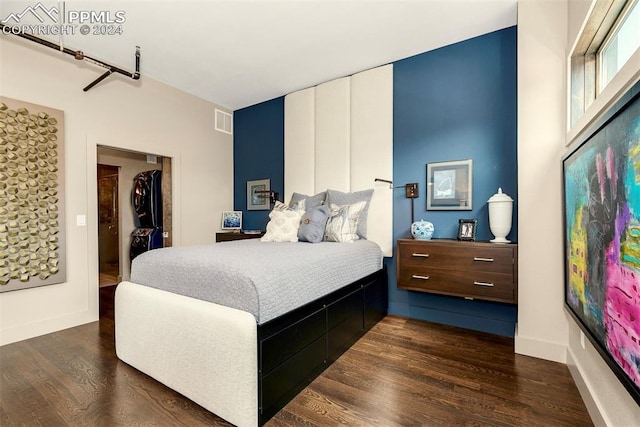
412, 253, 430, 258
473, 281, 494, 287
473, 257, 494, 262
412, 275, 430, 280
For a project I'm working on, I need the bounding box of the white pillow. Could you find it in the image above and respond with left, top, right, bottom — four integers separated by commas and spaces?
260, 209, 303, 242
272, 200, 305, 213
324, 201, 366, 243
325, 189, 373, 239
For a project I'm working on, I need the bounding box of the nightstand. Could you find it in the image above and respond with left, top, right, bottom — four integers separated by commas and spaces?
216, 232, 264, 242
396, 239, 518, 304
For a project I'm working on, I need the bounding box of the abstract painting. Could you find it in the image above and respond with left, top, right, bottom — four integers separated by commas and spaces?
0, 97, 66, 292
563, 80, 640, 405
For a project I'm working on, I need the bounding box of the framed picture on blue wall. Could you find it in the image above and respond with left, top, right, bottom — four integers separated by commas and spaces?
247, 178, 271, 210
427, 159, 473, 210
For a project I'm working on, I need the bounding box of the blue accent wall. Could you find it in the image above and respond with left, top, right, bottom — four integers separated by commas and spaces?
233, 27, 518, 336
233, 97, 285, 231
391, 27, 518, 336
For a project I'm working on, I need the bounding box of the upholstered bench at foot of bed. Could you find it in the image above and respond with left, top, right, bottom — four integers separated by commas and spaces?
115, 281, 258, 427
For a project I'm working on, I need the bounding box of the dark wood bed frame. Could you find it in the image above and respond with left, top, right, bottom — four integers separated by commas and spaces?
257, 267, 388, 424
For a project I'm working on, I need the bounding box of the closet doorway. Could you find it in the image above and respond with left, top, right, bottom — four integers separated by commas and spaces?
96, 146, 173, 290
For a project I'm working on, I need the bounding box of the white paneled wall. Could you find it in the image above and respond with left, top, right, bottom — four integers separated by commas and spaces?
285, 65, 393, 255
351, 66, 393, 256
314, 77, 351, 191
284, 88, 315, 199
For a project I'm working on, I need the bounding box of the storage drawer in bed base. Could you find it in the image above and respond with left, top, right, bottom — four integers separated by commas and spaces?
257, 267, 388, 424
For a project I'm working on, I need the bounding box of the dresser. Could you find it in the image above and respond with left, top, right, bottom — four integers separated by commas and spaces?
396, 239, 518, 304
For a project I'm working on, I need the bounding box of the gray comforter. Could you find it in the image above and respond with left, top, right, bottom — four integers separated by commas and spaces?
130, 239, 383, 324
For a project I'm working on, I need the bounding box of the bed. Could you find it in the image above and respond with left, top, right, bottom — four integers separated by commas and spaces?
116, 64, 393, 426
116, 239, 387, 426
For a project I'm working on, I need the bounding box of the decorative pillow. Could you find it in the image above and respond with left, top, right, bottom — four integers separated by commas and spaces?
324, 201, 366, 243
260, 209, 303, 242
298, 205, 329, 243
289, 191, 326, 211
273, 200, 304, 213
325, 189, 374, 239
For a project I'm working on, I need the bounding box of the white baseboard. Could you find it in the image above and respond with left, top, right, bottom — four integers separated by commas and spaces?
514, 332, 567, 363
0, 310, 97, 346
566, 349, 607, 426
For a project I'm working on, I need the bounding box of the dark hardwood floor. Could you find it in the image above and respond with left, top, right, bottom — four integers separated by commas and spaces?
0, 285, 593, 426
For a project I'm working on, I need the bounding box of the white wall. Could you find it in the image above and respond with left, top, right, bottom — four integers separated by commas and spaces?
516, 0, 570, 363
284, 65, 393, 256
0, 36, 233, 345
519, 0, 640, 423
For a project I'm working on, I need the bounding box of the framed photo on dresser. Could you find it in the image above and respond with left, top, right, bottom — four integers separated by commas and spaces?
457, 219, 477, 241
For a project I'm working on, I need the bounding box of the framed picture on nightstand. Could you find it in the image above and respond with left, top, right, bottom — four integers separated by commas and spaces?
457, 219, 477, 241
221, 211, 242, 230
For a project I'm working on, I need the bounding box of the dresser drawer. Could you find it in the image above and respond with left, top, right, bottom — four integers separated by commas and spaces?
396, 239, 518, 304
398, 267, 515, 303
397, 241, 514, 275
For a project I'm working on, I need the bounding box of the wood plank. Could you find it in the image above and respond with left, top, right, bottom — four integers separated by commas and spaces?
0, 293, 593, 427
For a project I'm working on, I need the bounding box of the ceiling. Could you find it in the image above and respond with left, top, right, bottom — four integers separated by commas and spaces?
1, 1, 518, 111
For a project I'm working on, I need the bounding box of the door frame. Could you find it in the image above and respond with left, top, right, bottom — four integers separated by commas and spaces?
87, 137, 181, 320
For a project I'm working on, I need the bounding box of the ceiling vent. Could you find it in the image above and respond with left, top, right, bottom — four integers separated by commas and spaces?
215, 109, 233, 135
